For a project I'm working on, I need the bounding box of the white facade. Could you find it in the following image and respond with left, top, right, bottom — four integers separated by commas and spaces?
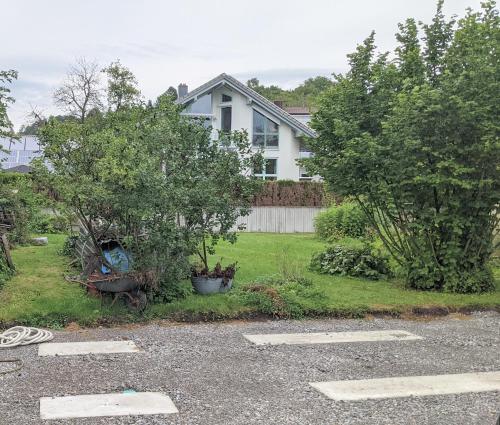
177, 74, 317, 181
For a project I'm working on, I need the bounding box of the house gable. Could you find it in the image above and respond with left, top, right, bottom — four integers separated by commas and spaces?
176, 73, 316, 138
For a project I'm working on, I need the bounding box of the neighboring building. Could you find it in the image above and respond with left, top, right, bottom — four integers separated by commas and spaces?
283, 106, 313, 126
0, 136, 42, 173
176, 73, 317, 181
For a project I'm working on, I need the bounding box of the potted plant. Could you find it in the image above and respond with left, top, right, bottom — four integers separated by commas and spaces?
179, 129, 263, 295
191, 261, 237, 295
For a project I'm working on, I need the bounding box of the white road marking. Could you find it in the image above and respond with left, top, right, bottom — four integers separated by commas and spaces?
38, 340, 141, 356
40, 392, 178, 419
310, 371, 500, 401
243, 330, 422, 346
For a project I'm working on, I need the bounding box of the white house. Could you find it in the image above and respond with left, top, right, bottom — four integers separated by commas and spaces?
176, 73, 317, 181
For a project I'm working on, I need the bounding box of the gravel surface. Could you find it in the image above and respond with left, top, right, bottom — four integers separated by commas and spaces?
1, 312, 499, 424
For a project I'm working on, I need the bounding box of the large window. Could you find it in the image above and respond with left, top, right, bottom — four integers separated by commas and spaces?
254, 158, 277, 180
221, 107, 232, 133
253, 110, 279, 149
183, 93, 212, 114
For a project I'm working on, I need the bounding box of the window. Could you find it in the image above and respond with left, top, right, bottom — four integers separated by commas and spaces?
299, 167, 312, 181
254, 158, 277, 180
183, 93, 212, 114
253, 110, 279, 149
221, 107, 232, 132
222, 94, 232, 103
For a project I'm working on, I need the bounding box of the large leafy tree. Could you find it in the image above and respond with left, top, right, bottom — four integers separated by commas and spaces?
38, 81, 261, 299
246, 76, 333, 107
102, 60, 141, 111
307, 1, 499, 293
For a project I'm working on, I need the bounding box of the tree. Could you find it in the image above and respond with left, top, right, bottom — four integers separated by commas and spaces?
54, 58, 102, 122
155, 86, 178, 104
37, 94, 262, 300
306, 1, 499, 293
246, 75, 333, 107
102, 60, 141, 110
0, 69, 18, 137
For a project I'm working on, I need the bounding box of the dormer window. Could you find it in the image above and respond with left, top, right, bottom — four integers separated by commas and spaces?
252, 110, 279, 149
222, 94, 232, 103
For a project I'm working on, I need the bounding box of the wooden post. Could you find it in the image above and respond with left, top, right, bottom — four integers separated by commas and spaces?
0, 233, 15, 270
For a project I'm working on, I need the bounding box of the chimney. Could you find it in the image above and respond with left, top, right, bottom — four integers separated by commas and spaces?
273, 100, 284, 109
178, 83, 188, 99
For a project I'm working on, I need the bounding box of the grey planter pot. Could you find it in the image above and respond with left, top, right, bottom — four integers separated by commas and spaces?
191, 277, 233, 295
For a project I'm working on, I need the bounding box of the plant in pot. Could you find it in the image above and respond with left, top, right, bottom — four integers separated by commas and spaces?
179, 128, 263, 295
191, 260, 237, 295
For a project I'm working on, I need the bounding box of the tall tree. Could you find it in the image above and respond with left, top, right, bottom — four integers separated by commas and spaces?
306, 1, 500, 293
102, 60, 141, 110
54, 58, 102, 122
0, 69, 18, 137
246, 75, 332, 107
156, 86, 178, 104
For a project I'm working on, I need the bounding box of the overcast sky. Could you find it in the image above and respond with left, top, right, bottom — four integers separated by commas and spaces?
2, 0, 482, 130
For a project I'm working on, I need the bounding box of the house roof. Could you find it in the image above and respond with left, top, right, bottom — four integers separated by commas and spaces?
3, 164, 32, 174
284, 106, 311, 115
176, 73, 317, 138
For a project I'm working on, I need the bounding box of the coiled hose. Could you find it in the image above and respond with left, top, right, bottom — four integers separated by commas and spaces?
0, 326, 54, 375
0, 326, 53, 348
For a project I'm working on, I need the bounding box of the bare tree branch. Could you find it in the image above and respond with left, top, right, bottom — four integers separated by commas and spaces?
53, 58, 103, 122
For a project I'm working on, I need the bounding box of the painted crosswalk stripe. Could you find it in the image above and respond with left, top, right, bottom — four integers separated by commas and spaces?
310, 371, 500, 401
38, 340, 141, 356
40, 392, 178, 419
243, 330, 422, 346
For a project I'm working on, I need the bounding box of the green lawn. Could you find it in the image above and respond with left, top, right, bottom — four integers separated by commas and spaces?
0, 233, 499, 327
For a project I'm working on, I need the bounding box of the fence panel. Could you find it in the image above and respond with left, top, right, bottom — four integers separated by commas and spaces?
236, 206, 325, 233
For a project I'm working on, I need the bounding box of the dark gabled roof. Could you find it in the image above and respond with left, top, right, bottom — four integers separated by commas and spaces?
3, 164, 32, 173
284, 106, 312, 115
176, 73, 316, 138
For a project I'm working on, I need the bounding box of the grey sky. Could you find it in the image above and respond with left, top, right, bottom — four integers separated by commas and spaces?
1, 0, 482, 130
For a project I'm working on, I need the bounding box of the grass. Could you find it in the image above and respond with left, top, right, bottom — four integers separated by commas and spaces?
0, 233, 499, 327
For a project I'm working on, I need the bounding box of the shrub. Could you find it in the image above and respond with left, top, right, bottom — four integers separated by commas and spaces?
0, 255, 13, 289
30, 212, 71, 234
154, 280, 193, 303
305, 4, 499, 293
237, 275, 324, 318
314, 201, 369, 241
253, 181, 334, 207
59, 234, 80, 257
310, 242, 391, 280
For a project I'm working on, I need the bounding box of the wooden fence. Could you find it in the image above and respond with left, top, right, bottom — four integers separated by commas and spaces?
235, 206, 325, 233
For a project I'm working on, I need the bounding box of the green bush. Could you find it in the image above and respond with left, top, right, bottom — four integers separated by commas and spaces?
0, 255, 13, 289
30, 212, 71, 234
154, 280, 193, 303
314, 201, 369, 241
237, 275, 326, 319
59, 234, 80, 257
310, 242, 391, 280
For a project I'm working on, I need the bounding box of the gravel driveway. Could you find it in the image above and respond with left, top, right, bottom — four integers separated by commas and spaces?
1, 312, 499, 424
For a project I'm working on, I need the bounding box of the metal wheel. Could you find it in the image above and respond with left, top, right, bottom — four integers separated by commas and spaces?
125, 290, 147, 312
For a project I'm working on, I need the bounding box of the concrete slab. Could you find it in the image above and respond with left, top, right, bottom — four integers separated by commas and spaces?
310, 371, 500, 401
38, 340, 141, 356
243, 330, 422, 346
40, 392, 178, 419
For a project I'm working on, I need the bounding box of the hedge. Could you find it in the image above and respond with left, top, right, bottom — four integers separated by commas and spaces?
252, 181, 336, 207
